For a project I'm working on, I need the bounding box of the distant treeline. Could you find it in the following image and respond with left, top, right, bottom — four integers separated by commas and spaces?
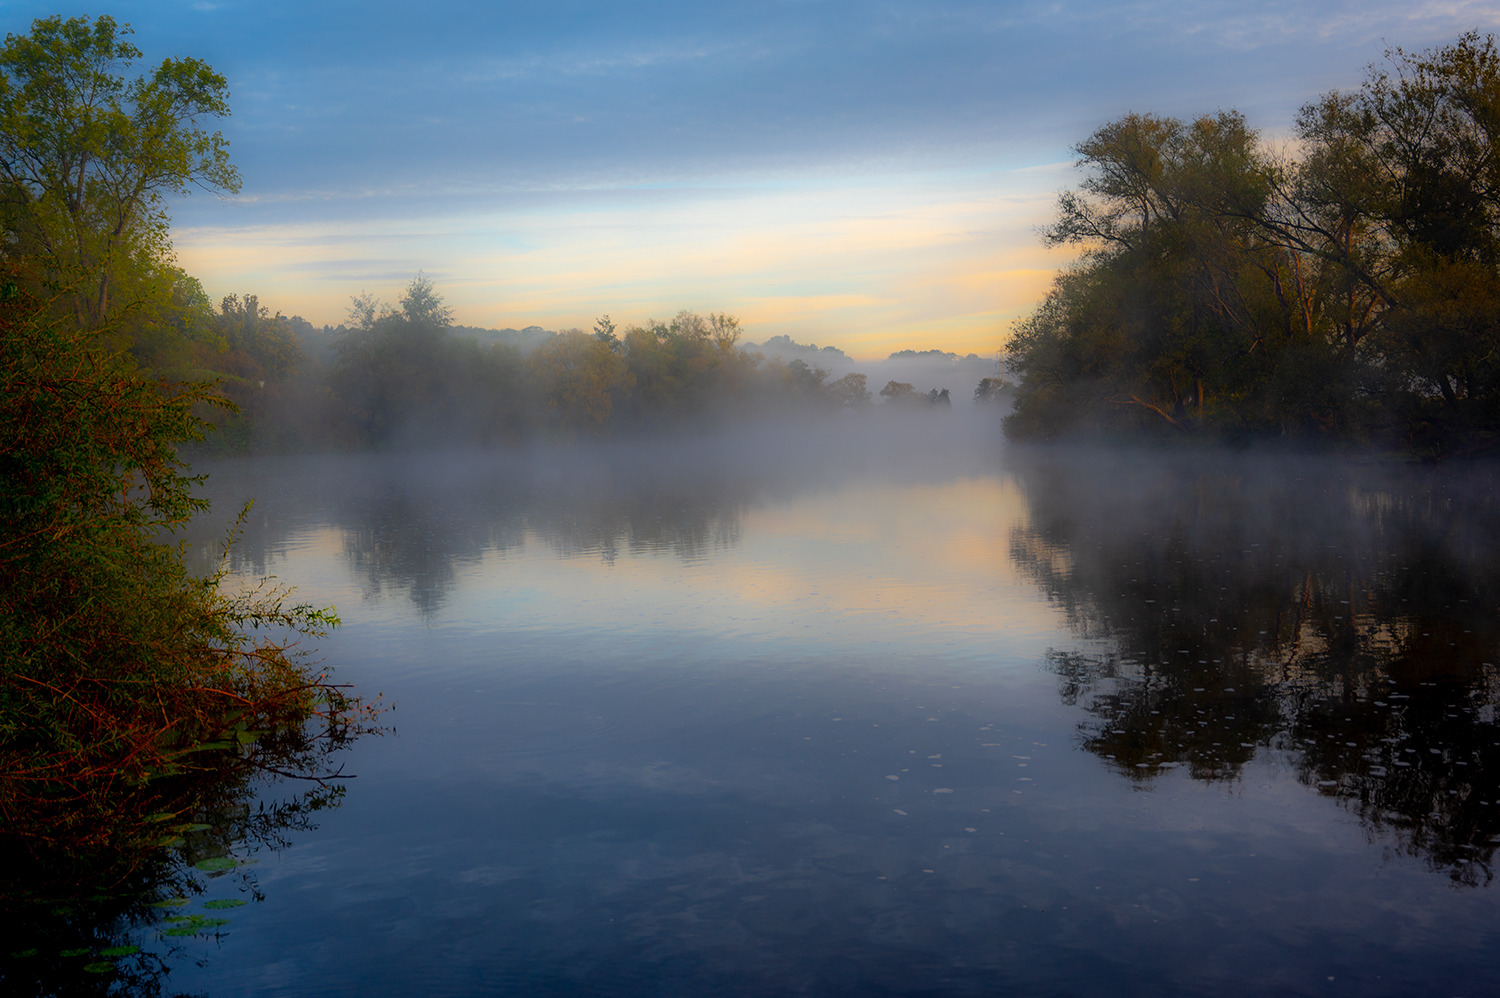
189, 277, 1009, 453
1006, 32, 1500, 456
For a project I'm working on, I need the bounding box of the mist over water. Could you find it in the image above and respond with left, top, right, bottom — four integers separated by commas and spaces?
158, 423, 1500, 996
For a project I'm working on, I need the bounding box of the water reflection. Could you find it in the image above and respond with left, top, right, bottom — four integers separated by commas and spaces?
1007, 447, 1500, 885
185, 419, 993, 619
0, 720, 360, 995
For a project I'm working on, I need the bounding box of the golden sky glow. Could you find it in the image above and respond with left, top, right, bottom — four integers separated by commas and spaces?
174, 167, 1076, 360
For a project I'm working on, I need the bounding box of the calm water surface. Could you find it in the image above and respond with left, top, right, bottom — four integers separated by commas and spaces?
141, 426, 1500, 994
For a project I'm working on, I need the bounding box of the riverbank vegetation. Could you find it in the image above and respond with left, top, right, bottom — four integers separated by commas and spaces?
0, 269, 369, 849
0, 14, 371, 871
1005, 32, 1500, 456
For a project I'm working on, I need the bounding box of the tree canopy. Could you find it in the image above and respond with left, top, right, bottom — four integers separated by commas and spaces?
1004, 32, 1500, 455
0, 14, 239, 328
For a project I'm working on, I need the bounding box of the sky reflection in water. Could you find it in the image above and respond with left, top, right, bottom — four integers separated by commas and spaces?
167, 433, 1500, 997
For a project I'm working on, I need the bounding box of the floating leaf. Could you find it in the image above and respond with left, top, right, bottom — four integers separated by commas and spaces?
10, 949, 37, 958
99, 946, 139, 957
153, 898, 190, 908
59, 948, 90, 957
162, 915, 231, 937
194, 857, 236, 872
83, 962, 115, 974
178, 823, 213, 833
192, 741, 234, 752
203, 899, 246, 910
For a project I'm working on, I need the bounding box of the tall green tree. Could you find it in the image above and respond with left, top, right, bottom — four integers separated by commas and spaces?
0, 15, 239, 329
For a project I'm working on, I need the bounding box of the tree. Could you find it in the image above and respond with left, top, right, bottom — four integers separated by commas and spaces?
593, 313, 621, 351
825, 372, 871, 408
332, 277, 454, 445
216, 293, 303, 383
879, 380, 917, 403
0, 15, 240, 328
1008, 107, 1379, 440
619, 310, 749, 423
328, 274, 533, 446
528, 329, 630, 430
398, 271, 453, 328
973, 376, 1010, 405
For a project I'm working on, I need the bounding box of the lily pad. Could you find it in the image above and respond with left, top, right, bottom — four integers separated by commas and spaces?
59, 947, 91, 957
99, 946, 139, 957
162, 916, 231, 937
83, 961, 115, 974
203, 899, 246, 910
194, 857, 236, 872
153, 897, 190, 908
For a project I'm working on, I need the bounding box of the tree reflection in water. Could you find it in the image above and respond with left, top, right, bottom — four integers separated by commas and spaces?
185, 443, 789, 619
0, 715, 367, 995
1007, 447, 1500, 886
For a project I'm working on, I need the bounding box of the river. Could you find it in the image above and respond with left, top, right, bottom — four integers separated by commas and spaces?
50, 420, 1500, 995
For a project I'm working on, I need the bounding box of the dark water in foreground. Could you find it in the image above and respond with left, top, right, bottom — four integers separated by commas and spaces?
21, 423, 1500, 996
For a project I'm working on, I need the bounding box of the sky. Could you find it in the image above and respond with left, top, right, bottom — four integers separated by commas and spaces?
7, 1, 1499, 360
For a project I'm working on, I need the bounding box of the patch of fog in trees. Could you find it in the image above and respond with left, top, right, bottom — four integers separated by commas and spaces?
201, 288, 1009, 457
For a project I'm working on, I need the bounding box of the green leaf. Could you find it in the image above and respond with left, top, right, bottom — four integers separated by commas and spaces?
83, 961, 115, 974
203, 898, 246, 909
194, 856, 236, 872
153, 897, 190, 908
59, 947, 91, 957
99, 945, 139, 957
162, 915, 231, 936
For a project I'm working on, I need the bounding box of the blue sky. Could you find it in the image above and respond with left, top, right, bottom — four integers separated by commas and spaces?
7, 1, 1497, 358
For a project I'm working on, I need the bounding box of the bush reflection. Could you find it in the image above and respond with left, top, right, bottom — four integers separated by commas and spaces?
0, 718, 364, 995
